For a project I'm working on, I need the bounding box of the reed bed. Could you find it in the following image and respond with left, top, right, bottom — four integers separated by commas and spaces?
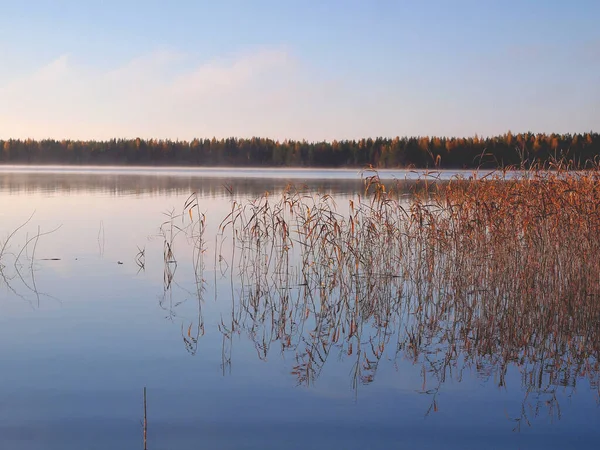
163, 167, 600, 426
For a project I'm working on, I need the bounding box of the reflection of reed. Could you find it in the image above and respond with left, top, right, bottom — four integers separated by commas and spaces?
182, 193, 206, 355
157, 194, 207, 355
0, 213, 61, 306
135, 246, 145, 272
98, 220, 106, 258
163, 169, 600, 427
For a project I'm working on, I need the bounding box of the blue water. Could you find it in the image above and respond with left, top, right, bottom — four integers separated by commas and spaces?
0, 168, 597, 449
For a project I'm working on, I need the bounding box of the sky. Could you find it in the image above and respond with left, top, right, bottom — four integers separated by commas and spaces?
0, 0, 598, 141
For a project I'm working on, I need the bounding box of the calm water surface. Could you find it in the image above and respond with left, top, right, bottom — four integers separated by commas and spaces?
0, 167, 598, 449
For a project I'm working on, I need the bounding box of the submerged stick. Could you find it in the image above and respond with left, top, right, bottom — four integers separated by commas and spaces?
143, 387, 147, 450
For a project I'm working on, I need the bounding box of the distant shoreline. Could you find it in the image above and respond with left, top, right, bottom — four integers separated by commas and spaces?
1, 132, 598, 169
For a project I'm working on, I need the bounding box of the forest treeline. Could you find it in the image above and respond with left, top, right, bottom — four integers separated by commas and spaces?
1, 132, 599, 168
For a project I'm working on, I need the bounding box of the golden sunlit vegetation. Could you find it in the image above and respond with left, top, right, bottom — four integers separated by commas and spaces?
1, 131, 599, 168
159, 166, 600, 427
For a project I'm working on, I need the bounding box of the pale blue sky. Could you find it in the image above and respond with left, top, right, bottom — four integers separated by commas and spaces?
0, 0, 598, 140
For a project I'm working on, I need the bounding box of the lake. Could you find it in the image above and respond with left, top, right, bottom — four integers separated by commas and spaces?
0, 167, 598, 450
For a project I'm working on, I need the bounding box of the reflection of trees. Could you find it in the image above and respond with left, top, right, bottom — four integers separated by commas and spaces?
0, 171, 366, 198
163, 171, 600, 427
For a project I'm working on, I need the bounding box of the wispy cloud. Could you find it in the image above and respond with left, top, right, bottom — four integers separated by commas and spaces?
1, 43, 597, 141
0, 48, 302, 140
31, 54, 72, 82
0, 46, 399, 141
170, 50, 290, 96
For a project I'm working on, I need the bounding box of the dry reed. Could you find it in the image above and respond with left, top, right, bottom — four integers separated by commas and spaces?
160, 166, 600, 427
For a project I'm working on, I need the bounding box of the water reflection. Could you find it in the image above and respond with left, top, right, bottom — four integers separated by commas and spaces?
0, 171, 367, 198
1, 168, 599, 448
155, 173, 600, 431
0, 167, 517, 197
0, 213, 62, 307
